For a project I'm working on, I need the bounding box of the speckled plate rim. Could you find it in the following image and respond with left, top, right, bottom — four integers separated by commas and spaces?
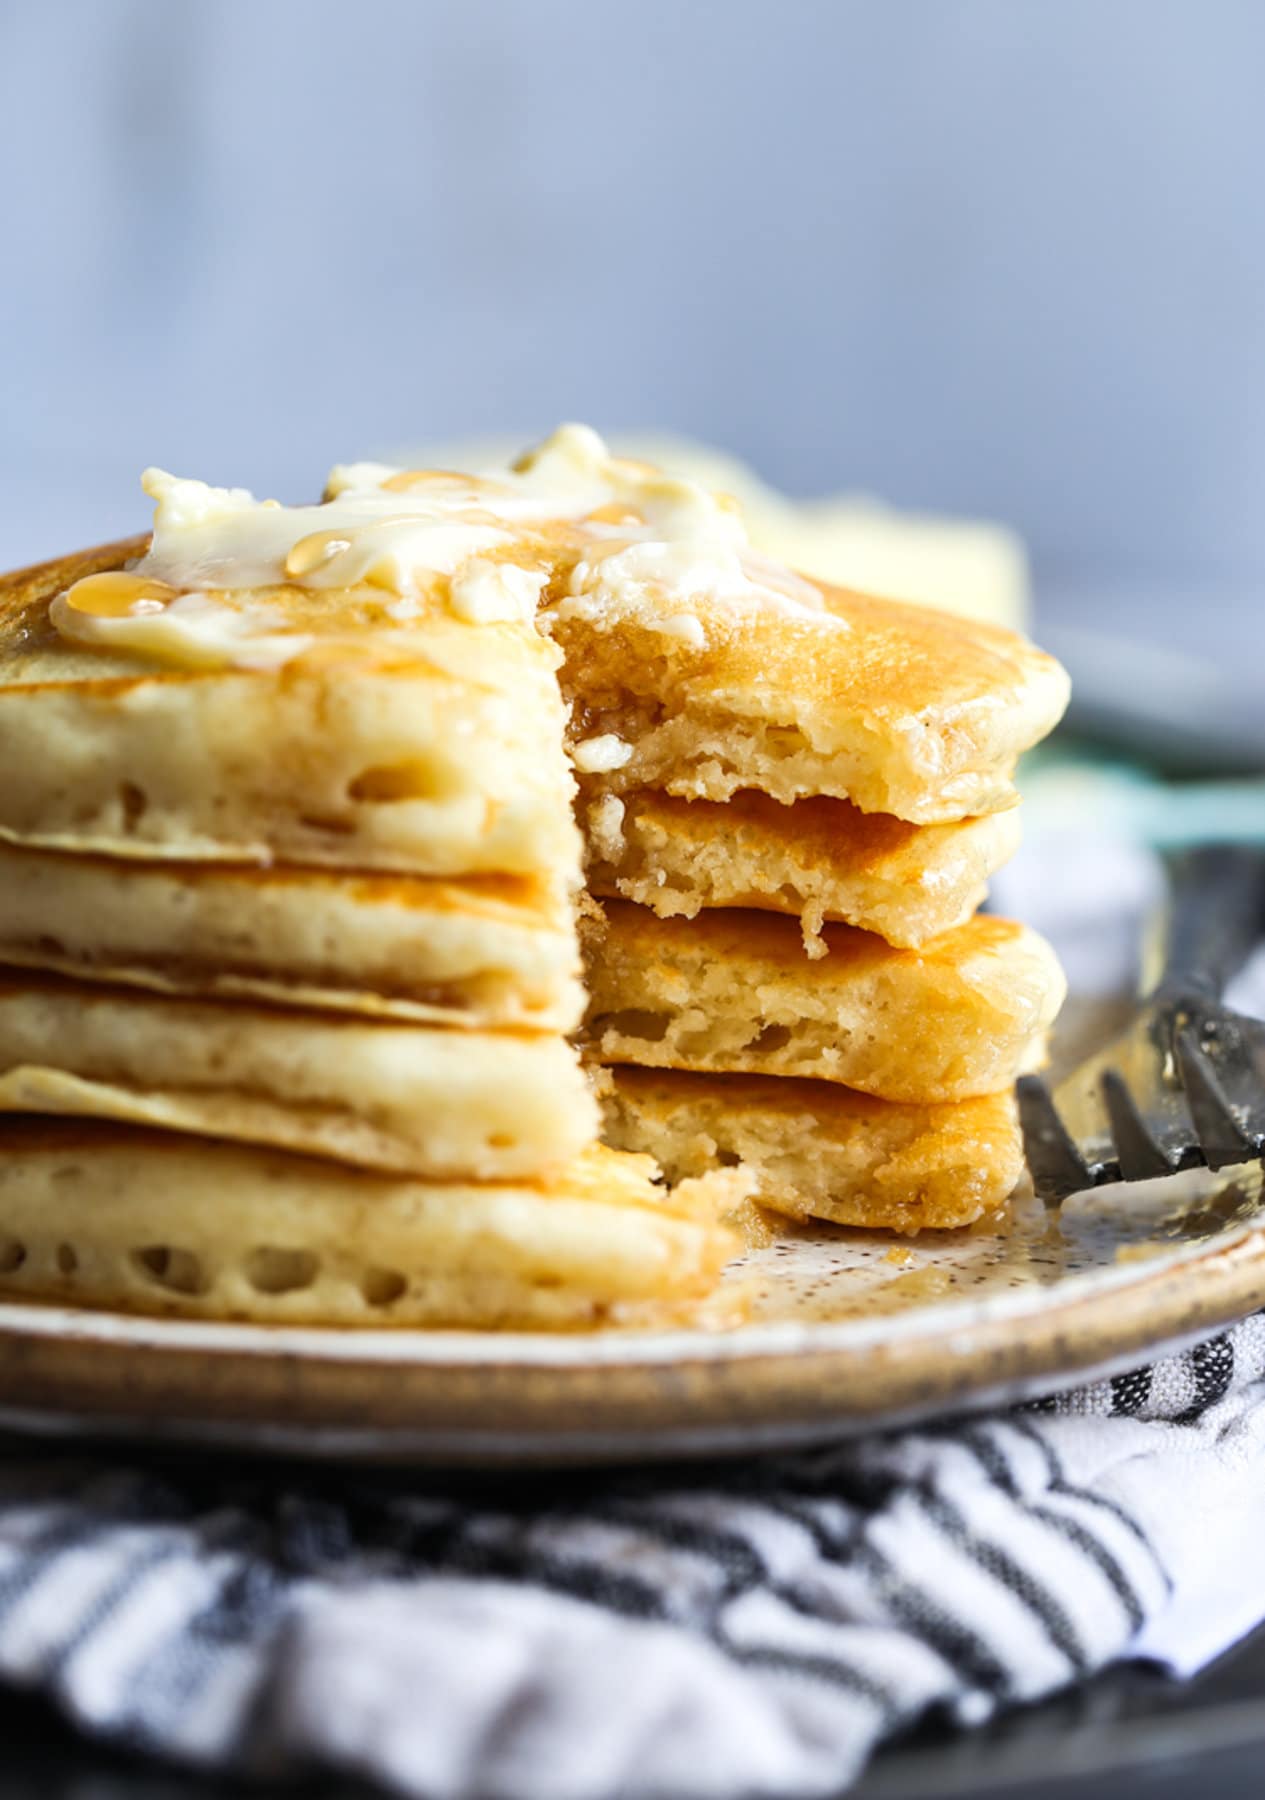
1, 1201, 1264, 1464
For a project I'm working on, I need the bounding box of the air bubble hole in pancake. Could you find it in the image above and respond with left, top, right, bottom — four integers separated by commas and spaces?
131, 1245, 208, 1296
361, 1267, 407, 1307
347, 760, 455, 804
244, 1246, 320, 1295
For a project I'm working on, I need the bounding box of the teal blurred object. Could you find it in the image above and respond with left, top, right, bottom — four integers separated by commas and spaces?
1020, 743, 1265, 849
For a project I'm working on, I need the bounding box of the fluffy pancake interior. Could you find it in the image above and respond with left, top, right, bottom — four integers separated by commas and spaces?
581, 900, 1066, 1105
597, 1065, 1023, 1234
547, 581, 1069, 825
581, 785, 1022, 953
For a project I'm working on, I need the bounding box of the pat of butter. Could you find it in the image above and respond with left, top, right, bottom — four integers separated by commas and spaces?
139, 468, 510, 598
571, 733, 634, 774
341, 426, 836, 627
50, 424, 841, 674
447, 558, 546, 625
586, 793, 627, 861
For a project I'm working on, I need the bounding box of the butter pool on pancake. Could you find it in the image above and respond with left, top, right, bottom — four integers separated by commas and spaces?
0, 1123, 746, 1331
0, 843, 582, 1030
1, 430, 1068, 869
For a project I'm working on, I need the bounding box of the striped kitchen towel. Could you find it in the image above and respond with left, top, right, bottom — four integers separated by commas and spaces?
1, 1312, 1264, 1800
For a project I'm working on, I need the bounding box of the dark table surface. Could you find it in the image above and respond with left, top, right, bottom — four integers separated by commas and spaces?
4, 1617, 1264, 1800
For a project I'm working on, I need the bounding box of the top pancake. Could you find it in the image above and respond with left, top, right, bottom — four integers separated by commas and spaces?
548, 580, 1068, 825
0, 538, 581, 879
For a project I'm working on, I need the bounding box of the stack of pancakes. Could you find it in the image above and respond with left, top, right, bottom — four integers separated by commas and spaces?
0, 427, 1069, 1332
545, 553, 1069, 1235
0, 476, 745, 1329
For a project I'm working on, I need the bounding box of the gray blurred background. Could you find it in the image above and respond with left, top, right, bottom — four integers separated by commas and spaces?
2, 0, 1263, 662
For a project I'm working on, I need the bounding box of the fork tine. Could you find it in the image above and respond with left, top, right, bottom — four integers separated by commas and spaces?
1175, 1026, 1261, 1171
1184, 1018, 1265, 1142
1016, 1074, 1096, 1202
1099, 1068, 1181, 1181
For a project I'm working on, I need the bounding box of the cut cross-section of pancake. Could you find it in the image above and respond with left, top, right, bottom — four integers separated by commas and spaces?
0, 975, 597, 1179
0, 537, 581, 878
597, 1066, 1023, 1233
0, 843, 583, 1030
581, 900, 1066, 1105
0, 1121, 746, 1329
548, 580, 1069, 825
581, 786, 1022, 953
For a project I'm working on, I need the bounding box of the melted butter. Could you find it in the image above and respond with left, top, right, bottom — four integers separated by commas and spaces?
346, 425, 836, 630
50, 424, 834, 673
138, 468, 511, 599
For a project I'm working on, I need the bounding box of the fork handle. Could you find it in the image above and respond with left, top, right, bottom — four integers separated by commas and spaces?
1152, 846, 1265, 1003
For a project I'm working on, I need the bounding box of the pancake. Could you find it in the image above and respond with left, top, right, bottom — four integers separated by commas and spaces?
0, 539, 581, 878
0, 974, 596, 1179
547, 579, 1068, 825
597, 1066, 1023, 1233
581, 900, 1065, 1105
581, 786, 1022, 954
0, 1121, 745, 1329
0, 843, 583, 1030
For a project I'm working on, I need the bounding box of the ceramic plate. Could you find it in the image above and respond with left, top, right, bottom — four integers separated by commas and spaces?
0, 1158, 1261, 1465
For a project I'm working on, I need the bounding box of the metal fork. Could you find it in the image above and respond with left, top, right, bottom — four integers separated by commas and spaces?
1018, 847, 1265, 1202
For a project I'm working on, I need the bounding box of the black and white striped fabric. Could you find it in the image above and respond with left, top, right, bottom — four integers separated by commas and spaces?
2, 1312, 1265, 1800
